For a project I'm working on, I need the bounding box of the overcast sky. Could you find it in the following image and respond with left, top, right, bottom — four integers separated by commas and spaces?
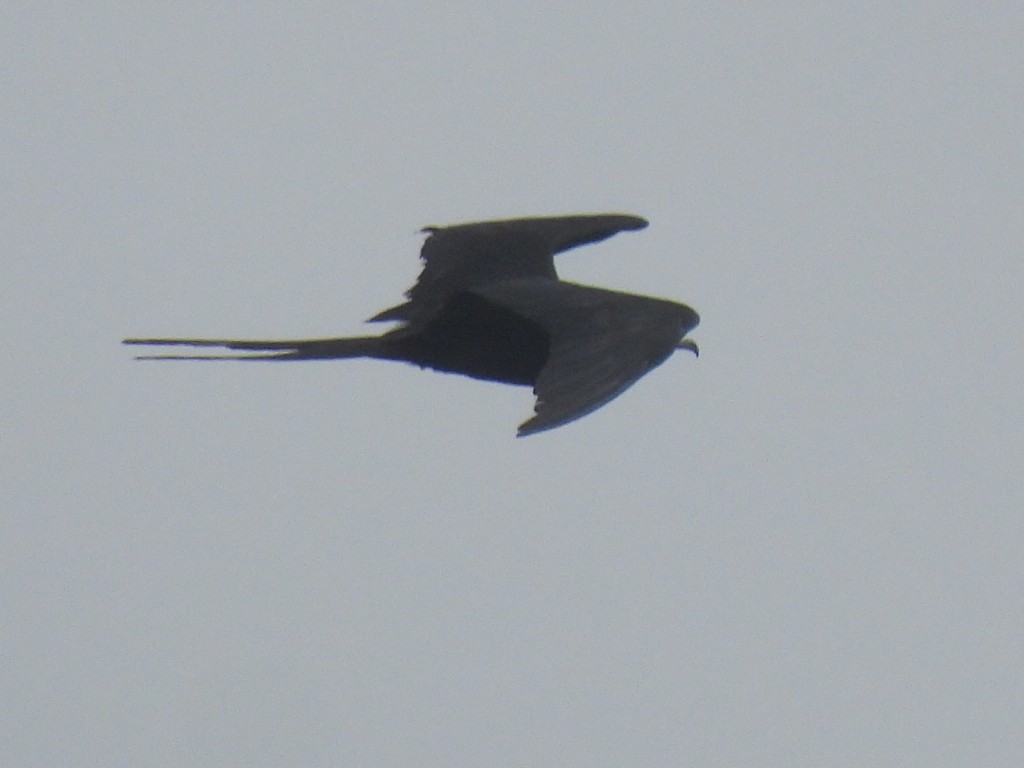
4, 4, 1022, 766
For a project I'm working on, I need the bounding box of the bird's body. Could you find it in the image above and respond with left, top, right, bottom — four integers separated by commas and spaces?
125, 214, 699, 436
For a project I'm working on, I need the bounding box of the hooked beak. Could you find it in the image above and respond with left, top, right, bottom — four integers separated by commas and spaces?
677, 338, 699, 357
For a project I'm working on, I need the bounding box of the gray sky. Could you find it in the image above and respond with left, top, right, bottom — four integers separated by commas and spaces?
4, 4, 1022, 766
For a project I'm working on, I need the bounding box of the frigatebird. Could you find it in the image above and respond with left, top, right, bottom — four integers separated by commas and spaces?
124, 214, 699, 436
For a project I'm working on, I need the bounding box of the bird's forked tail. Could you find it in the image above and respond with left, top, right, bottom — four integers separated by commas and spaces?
122, 335, 386, 361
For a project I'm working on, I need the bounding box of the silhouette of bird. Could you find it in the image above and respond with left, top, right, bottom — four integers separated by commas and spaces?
124, 214, 699, 436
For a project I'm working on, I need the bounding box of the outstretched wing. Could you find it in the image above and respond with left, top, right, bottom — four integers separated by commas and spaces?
370, 213, 647, 326
473, 279, 699, 437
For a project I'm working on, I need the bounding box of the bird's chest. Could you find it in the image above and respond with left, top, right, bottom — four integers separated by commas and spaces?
395, 293, 550, 386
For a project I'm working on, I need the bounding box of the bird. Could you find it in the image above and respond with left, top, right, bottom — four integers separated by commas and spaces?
124, 213, 700, 436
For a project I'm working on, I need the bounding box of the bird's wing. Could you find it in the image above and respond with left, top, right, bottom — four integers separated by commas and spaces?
369, 213, 647, 325
473, 279, 699, 437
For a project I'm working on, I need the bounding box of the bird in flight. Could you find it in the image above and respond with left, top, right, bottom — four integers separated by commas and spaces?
125, 213, 699, 436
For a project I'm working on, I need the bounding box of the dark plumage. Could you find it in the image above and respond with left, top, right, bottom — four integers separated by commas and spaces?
124, 214, 700, 436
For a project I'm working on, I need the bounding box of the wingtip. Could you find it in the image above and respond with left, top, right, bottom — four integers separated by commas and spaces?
515, 416, 550, 438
